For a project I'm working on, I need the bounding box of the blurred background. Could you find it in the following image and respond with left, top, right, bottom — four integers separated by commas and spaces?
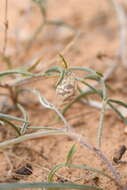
1, 0, 126, 70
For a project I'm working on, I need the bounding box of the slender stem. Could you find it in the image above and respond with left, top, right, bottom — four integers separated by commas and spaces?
97, 100, 107, 148
101, 78, 107, 100
53, 106, 71, 131
0, 129, 66, 149
28, 88, 71, 132
97, 79, 107, 148
3, 0, 8, 55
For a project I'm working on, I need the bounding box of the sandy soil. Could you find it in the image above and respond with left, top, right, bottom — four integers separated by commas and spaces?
1, 0, 127, 190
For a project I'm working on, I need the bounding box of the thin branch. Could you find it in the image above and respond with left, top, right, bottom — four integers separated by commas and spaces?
3, 0, 8, 55
97, 78, 107, 148
0, 129, 66, 149
97, 99, 107, 148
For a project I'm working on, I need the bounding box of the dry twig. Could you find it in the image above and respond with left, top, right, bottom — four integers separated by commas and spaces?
3, 0, 8, 55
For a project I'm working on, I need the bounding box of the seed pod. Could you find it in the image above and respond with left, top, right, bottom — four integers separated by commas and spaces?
56, 71, 76, 102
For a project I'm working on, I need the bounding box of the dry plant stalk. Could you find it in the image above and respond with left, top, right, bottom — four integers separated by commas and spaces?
3, 0, 8, 55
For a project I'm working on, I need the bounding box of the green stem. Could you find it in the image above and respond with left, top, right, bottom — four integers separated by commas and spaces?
0, 129, 66, 149
97, 79, 107, 148
97, 100, 107, 148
